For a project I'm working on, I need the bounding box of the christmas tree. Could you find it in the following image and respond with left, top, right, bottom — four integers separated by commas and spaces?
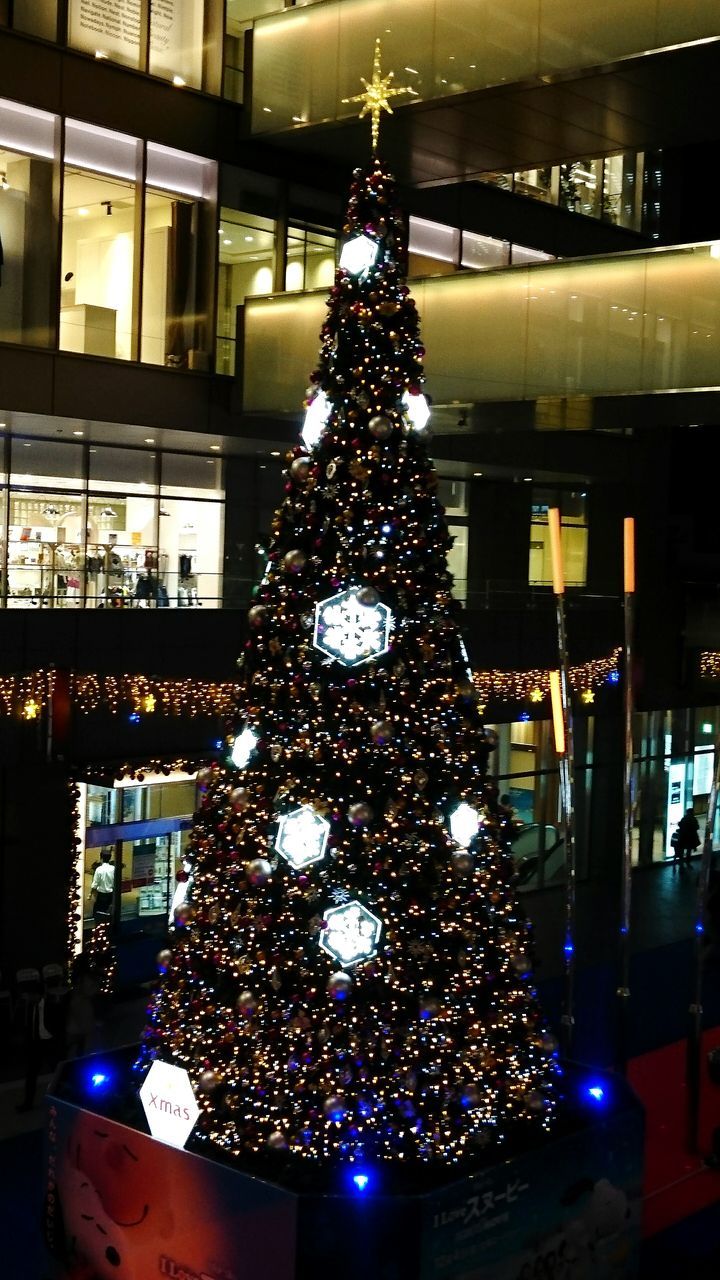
139, 137, 559, 1184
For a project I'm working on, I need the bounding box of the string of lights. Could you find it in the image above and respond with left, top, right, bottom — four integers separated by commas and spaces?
0, 652, 622, 723
700, 651, 720, 680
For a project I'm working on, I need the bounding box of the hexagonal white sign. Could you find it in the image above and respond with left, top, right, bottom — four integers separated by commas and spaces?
139, 1060, 199, 1149
275, 805, 330, 871
339, 234, 378, 276
320, 900, 382, 968
313, 587, 392, 667
449, 802, 480, 848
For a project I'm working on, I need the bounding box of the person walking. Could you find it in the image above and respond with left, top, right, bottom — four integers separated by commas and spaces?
676, 806, 701, 869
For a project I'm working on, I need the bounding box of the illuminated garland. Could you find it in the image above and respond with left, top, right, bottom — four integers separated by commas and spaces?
473, 647, 622, 709
1, 652, 622, 722
700, 651, 720, 680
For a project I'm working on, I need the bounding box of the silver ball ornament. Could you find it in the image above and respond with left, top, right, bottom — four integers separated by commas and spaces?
198, 1069, 221, 1092
323, 1095, 346, 1121
327, 971, 353, 999
370, 718, 393, 745
246, 858, 272, 886
511, 953, 531, 976
461, 1083, 481, 1109
267, 1130, 288, 1151
356, 585, 379, 607
419, 996, 441, 1020
283, 549, 307, 573
348, 801, 373, 826
290, 457, 311, 483
452, 849, 474, 875
368, 414, 393, 439
237, 990, 257, 1017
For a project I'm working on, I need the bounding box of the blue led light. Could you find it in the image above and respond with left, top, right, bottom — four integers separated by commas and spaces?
564, 940, 574, 955
128, 711, 141, 724
519, 712, 530, 722
214, 739, 223, 749
695, 922, 704, 935
606, 670, 620, 685
88, 1068, 111, 1090
352, 1172, 370, 1193
585, 1083, 607, 1104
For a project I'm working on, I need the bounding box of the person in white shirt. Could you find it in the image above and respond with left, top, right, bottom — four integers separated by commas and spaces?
89, 851, 115, 920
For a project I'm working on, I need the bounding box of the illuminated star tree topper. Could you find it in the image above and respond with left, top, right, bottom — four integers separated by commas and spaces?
342, 37, 417, 153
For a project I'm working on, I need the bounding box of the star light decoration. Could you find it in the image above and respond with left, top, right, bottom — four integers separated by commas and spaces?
320, 900, 383, 967
341, 36, 417, 153
275, 805, 330, 871
314, 586, 392, 667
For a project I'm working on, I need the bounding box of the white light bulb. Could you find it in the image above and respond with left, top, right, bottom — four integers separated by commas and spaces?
449, 802, 479, 848
231, 725, 259, 769
339, 234, 378, 276
302, 390, 331, 450
402, 390, 431, 431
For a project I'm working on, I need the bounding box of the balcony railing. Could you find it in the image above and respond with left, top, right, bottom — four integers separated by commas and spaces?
241, 241, 720, 411
251, 0, 718, 134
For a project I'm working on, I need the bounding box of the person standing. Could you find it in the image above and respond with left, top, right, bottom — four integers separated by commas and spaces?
89, 850, 115, 920
676, 807, 701, 869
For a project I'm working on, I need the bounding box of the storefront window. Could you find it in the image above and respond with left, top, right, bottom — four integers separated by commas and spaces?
149, 0, 203, 88
141, 144, 216, 369
60, 121, 141, 361
67, 0, 210, 88
529, 489, 588, 588
632, 707, 720, 865
78, 772, 197, 982
479, 151, 649, 234
216, 209, 275, 374
1, 430, 226, 608
0, 98, 58, 348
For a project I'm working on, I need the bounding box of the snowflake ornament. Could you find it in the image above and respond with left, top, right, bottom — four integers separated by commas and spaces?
314, 587, 392, 667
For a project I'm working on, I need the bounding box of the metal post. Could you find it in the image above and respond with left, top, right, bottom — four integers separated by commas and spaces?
686, 736, 720, 1152
617, 518, 635, 1071
548, 509, 577, 1057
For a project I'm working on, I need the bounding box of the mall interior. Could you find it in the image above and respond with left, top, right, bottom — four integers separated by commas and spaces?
1, 2, 720, 1269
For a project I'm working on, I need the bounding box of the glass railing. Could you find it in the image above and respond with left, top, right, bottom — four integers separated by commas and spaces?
242, 241, 720, 410
251, 0, 718, 133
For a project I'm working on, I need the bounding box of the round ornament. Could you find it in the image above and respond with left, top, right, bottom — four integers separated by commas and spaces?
510, 953, 531, 976
356, 585, 379, 607
368, 414, 393, 440
290, 457, 311, 483
460, 1083, 481, 1109
323, 1095, 346, 1121
229, 786, 250, 811
198, 1069, 221, 1093
246, 858, 272, 886
419, 996, 441, 1020
247, 604, 267, 628
196, 766, 214, 789
452, 850, 474, 875
174, 905, 192, 927
267, 1130, 288, 1151
348, 801, 373, 826
524, 1090, 545, 1112
326, 461, 338, 480
283, 549, 307, 574
237, 990, 257, 1017
156, 948, 172, 971
370, 718, 393, 745
327, 971, 353, 1000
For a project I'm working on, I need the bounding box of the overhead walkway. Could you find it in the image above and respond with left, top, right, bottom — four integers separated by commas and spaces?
240, 241, 720, 416
249, 1, 720, 182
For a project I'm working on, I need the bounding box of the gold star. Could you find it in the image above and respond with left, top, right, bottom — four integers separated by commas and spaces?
581, 689, 595, 704
23, 697, 40, 720
143, 693, 156, 713
529, 687, 544, 703
342, 37, 417, 152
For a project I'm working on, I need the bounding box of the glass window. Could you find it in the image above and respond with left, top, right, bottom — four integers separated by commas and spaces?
10, 0, 57, 39
529, 488, 588, 587
142, 144, 217, 370
161, 452, 223, 497
10, 438, 84, 488
286, 223, 337, 293
0, 99, 58, 348
68, 0, 143, 68
7, 489, 86, 609
149, 0, 204, 88
216, 209, 275, 375
560, 159, 602, 219
460, 230, 509, 271
514, 166, 554, 203
224, 0, 279, 102
158, 495, 224, 608
60, 123, 142, 362
89, 445, 157, 492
